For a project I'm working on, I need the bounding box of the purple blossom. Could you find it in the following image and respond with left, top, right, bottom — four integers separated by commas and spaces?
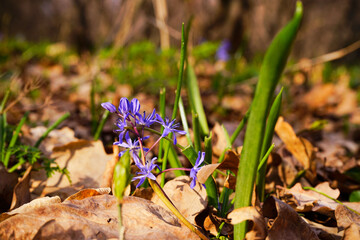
132, 157, 159, 188
130, 98, 141, 116
155, 114, 186, 145
101, 102, 117, 113
136, 109, 156, 127
190, 151, 205, 189
114, 119, 128, 143
216, 40, 231, 61
118, 97, 130, 117
114, 132, 148, 157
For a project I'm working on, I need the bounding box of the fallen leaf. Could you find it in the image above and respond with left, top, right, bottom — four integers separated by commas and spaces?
38, 140, 112, 199
10, 165, 32, 210
64, 188, 111, 201
197, 163, 220, 184
275, 117, 312, 169
263, 196, 319, 240
278, 182, 340, 215
228, 206, 266, 240
335, 205, 360, 240
212, 123, 230, 156
101, 145, 120, 188
0, 194, 199, 240
151, 176, 207, 225
0, 165, 18, 212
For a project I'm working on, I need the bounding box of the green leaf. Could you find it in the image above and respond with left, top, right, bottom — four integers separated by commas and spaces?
256, 88, 283, 202
186, 64, 209, 135
234, 2, 303, 238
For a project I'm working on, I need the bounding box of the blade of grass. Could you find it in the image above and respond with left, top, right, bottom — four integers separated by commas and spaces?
0, 113, 6, 163
90, 80, 97, 135
94, 110, 110, 141
3, 111, 29, 168
256, 88, 283, 202
230, 108, 250, 145
204, 132, 219, 208
0, 89, 10, 113
234, 2, 303, 238
257, 143, 275, 172
186, 64, 209, 136
179, 97, 193, 147
34, 112, 70, 148
161, 23, 186, 187
192, 112, 201, 152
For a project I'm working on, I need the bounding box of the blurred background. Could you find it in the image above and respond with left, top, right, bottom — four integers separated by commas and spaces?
1, 0, 360, 140
1, 0, 360, 58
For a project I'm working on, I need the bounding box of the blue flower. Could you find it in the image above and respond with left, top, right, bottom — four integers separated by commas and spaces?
190, 151, 205, 189
155, 114, 186, 145
101, 102, 117, 113
216, 40, 231, 61
114, 132, 148, 157
132, 157, 159, 188
118, 98, 130, 117
130, 98, 141, 116
114, 118, 128, 143
136, 109, 156, 127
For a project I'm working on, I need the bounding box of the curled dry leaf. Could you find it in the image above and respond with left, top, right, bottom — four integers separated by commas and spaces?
278, 182, 340, 214
335, 205, 360, 240
228, 206, 266, 240
275, 116, 312, 169
64, 188, 111, 201
197, 163, 220, 184
263, 196, 319, 240
1, 193, 199, 240
34, 140, 112, 199
151, 176, 207, 225
10, 165, 32, 211
211, 123, 230, 157
101, 145, 120, 188
0, 165, 19, 212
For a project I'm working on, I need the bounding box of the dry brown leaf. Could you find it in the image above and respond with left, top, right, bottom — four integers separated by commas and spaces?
275, 117, 312, 169
10, 165, 32, 211
335, 205, 360, 240
38, 140, 112, 199
64, 188, 111, 201
263, 197, 319, 240
197, 163, 220, 184
228, 206, 266, 240
278, 182, 340, 215
212, 123, 229, 157
0, 165, 18, 212
1, 194, 199, 240
151, 176, 207, 225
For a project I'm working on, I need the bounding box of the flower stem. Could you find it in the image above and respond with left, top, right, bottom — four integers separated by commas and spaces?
148, 179, 209, 240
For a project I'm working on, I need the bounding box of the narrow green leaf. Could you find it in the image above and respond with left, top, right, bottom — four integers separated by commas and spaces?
192, 112, 201, 152
179, 97, 193, 147
94, 110, 110, 141
256, 88, 283, 202
3, 112, 29, 168
0, 114, 6, 163
186, 64, 209, 135
230, 108, 250, 145
204, 132, 219, 208
161, 23, 187, 187
35, 112, 70, 148
234, 2, 303, 238
0, 89, 10, 113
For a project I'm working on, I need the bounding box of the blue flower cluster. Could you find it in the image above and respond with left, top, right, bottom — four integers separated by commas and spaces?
102, 97, 204, 189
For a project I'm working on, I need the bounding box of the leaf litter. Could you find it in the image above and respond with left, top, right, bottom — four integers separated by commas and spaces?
1, 49, 360, 240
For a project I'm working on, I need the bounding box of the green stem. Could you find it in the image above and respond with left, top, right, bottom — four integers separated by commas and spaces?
94, 110, 110, 141
34, 112, 70, 148
303, 186, 360, 215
